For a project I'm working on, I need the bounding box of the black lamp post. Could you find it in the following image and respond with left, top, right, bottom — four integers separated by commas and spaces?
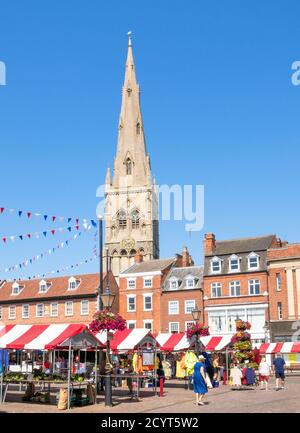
97, 215, 104, 311
192, 306, 202, 356
100, 288, 116, 407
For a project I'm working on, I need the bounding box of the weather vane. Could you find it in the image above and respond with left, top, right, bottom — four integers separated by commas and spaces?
127, 31, 132, 46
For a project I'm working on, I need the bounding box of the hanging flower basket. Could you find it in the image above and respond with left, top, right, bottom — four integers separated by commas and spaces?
89, 310, 127, 333
186, 323, 210, 340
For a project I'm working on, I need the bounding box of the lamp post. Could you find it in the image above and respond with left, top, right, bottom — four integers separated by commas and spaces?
97, 215, 104, 311
100, 288, 116, 407
192, 306, 202, 356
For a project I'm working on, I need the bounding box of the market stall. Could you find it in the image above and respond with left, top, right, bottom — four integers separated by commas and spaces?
94, 328, 160, 395
253, 342, 300, 370
0, 324, 104, 408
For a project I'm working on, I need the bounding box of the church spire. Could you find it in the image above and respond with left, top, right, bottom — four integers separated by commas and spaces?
124, 31, 137, 87
112, 32, 149, 188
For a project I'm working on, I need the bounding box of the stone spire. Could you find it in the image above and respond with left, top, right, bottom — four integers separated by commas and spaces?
113, 32, 150, 188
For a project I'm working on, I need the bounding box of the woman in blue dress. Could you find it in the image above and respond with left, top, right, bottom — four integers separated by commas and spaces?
193, 355, 208, 405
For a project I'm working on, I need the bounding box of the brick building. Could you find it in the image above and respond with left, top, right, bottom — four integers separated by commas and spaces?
203, 233, 278, 343
0, 272, 119, 326
118, 247, 201, 332
161, 266, 203, 333
267, 241, 300, 341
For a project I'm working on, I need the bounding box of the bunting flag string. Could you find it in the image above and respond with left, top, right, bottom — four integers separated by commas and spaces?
5, 254, 100, 282
1, 221, 97, 244
0, 230, 98, 274
0, 206, 98, 228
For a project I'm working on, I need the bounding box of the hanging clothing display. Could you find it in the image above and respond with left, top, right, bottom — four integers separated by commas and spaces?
184, 351, 198, 376
162, 360, 171, 379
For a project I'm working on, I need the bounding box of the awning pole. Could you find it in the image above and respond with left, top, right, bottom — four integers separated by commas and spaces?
226, 347, 229, 380
67, 341, 72, 410
94, 343, 98, 402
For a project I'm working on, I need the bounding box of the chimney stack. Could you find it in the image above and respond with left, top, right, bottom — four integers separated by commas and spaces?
182, 246, 190, 267
204, 233, 216, 255
134, 249, 143, 263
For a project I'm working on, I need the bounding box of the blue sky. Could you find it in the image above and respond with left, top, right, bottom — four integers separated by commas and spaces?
0, 0, 300, 279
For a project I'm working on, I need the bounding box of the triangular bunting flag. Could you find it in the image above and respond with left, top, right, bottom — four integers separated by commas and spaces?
44, 215, 48, 221
43, 232, 47, 237
52, 216, 56, 222
27, 212, 31, 219
0, 207, 4, 214
51, 230, 55, 235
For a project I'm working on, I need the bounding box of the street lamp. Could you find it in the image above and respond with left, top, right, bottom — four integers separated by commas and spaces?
100, 288, 115, 407
97, 215, 104, 311
191, 306, 203, 356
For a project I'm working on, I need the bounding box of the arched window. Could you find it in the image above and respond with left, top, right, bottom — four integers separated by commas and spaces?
118, 210, 127, 229
130, 249, 137, 257
120, 249, 127, 256
126, 158, 132, 175
136, 123, 141, 135
131, 209, 140, 229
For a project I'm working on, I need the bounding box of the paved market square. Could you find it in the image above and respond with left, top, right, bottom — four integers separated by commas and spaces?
1, 376, 299, 413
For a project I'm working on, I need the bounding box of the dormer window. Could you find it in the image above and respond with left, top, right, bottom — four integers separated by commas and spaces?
39, 280, 51, 294
248, 253, 260, 270
68, 277, 80, 291
229, 255, 240, 272
185, 276, 195, 289
211, 257, 221, 274
169, 278, 178, 290
11, 282, 23, 295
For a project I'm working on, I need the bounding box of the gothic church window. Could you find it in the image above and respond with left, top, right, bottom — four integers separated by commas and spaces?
118, 210, 127, 229
136, 123, 141, 135
131, 209, 140, 229
126, 158, 132, 175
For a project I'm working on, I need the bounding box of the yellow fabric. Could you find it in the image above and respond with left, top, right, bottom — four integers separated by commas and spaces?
132, 353, 138, 373
184, 351, 198, 376
288, 354, 297, 363
176, 360, 186, 378
155, 356, 160, 369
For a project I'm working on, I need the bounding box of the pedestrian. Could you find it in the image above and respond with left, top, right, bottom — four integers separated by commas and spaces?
273, 353, 286, 391
212, 356, 220, 382
193, 355, 208, 406
231, 363, 243, 389
258, 356, 271, 390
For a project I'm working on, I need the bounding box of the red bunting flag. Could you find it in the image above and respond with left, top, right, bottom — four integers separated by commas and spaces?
76, 218, 79, 224
52, 216, 56, 222
0, 208, 4, 214
2, 237, 7, 243
51, 230, 55, 235
27, 234, 31, 239
76, 225, 79, 230
27, 212, 31, 219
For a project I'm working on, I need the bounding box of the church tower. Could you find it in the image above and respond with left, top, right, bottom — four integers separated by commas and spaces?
105, 33, 159, 278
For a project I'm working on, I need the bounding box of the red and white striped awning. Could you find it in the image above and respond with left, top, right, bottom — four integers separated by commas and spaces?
95, 328, 157, 352
0, 324, 100, 350
253, 342, 300, 354
154, 333, 232, 352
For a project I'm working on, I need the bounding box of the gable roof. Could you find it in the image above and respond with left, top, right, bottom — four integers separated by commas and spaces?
163, 266, 203, 290
121, 258, 176, 275
0, 272, 114, 303
206, 235, 276, 257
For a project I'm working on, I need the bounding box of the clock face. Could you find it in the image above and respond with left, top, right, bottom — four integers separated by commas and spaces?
121, 238, 135, 250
